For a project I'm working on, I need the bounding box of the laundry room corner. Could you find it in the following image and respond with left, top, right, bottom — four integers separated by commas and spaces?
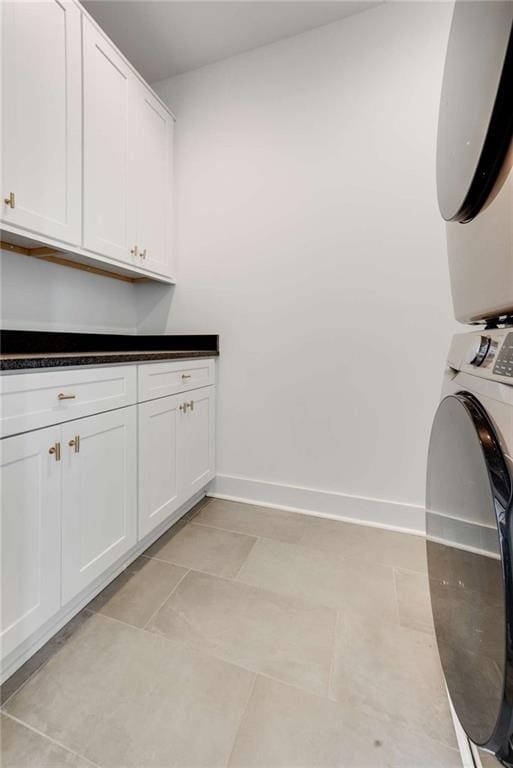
135, 1, 459, 533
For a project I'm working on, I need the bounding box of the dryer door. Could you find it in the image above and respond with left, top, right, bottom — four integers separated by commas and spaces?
437, 1, 513, 223
426, 392, 513, 758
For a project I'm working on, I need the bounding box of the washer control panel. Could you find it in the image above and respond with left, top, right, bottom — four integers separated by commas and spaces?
449, 328, 513, 384
493, 332, 513, 378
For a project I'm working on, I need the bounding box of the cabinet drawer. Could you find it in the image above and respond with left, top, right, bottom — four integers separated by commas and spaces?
138, 359, 215, 402
0, 366, 137, 438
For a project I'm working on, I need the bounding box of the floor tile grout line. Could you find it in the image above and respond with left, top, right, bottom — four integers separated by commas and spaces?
6, 639, 460, 764
187, 520, 261, 543
1, 614, 92, 710
149, 510, 423, 579
392, 562, 429, 576
391, 567, 405, 628
132, 558, 341, 618
194, 507, 427, 561
88, 609, 333, 702
81, 607, 149, 634
237, 671, 461, 756
225, 672, 258, 767
141, 567, 191, 631
3, 541, 412, 712
190, 518, 305, 544
230, 537, 259, 581
217, 659, 461, 755
136, 552, 402, 632
1, 499, 213, 705
144, 553, 258, 583
1, 660, 50, 711
326, 610, 340, 702
1, 710, 101, 767
188, 520, 419, 577
3, 503, 440, 752
3, 587, 459, 757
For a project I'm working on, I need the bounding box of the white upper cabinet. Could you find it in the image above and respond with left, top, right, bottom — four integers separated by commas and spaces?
1, 0, 81, 244
0, 1, 174, 281
134, 85, 174, 277
82, 18, 137, 263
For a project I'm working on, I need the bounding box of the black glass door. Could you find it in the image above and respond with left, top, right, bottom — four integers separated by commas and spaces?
426, 393, 512, 754
437, 1, 513, 222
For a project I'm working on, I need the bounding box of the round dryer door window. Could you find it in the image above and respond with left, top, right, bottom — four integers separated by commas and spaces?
426, 393, 513, 754
436, 1, 513, 222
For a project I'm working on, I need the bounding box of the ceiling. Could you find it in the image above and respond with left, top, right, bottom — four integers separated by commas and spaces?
83, 1, 381, 83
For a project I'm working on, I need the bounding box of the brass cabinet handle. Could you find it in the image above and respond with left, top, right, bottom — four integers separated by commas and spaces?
49, 442, 61, 461
58, 393, 76, 400
130, 245, 139, 258
68, 435, 80, 453
140, 249, 147, 260
179, 403, 186, 412
181, 374, 191, 380
4, 192, 15, 208
189, 400, 194, 411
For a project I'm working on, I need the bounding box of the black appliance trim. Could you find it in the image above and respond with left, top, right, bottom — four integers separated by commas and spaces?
455, 24, 513, 223
428, 392, 513, 764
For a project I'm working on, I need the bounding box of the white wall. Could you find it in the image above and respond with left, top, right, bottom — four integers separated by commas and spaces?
139, 1, 456, 531
0, 249, 137, 333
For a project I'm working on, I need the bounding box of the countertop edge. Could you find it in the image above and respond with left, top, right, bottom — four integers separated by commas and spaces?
0, 350, 219, 371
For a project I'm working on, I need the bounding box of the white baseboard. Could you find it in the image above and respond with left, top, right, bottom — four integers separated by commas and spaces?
208, 474, 425, 536
1, 490, 206, 685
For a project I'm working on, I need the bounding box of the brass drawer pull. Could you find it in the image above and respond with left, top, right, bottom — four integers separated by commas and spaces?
68, 435, 80, 453
130, 245, 139, 258
179, 403, 186, 412
189, 400, 194, 411
181, 374, 191, 380
4, 192, 15, 208
58, 393, 76, 401
140, 249, 147, 260
49, 442, 61, 461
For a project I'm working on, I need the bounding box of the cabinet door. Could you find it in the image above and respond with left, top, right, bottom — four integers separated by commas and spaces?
138, 396, 179, 539
82, 19, 136, 263
61, 407, 137, 604
179, 387, 216, 501
1, 0, 81, 244
134, 86, 174, 277
0, 427, 61, 660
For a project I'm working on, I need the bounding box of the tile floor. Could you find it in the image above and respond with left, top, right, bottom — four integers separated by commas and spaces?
0, 498, 462, 768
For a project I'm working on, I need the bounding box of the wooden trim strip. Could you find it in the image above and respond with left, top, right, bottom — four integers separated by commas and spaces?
0, 240, 149, 283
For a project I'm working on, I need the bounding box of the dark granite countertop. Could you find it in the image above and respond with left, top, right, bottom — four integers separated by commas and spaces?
0, 330, 219, 371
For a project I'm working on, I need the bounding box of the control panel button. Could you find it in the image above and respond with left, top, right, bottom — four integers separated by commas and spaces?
493, 332, 513, 378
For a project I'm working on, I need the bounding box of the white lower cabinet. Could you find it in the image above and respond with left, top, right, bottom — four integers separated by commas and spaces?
138, 386, 215, 538
138, 395, 180, 539
0, 361, 216, 674
179, 386, 216, 502
0, 426, 62, 659
0, 407, 137, 657
61, 408, 137, 604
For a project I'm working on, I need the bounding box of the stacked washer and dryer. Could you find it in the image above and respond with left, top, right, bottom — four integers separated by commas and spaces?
426, 3, 513, 766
